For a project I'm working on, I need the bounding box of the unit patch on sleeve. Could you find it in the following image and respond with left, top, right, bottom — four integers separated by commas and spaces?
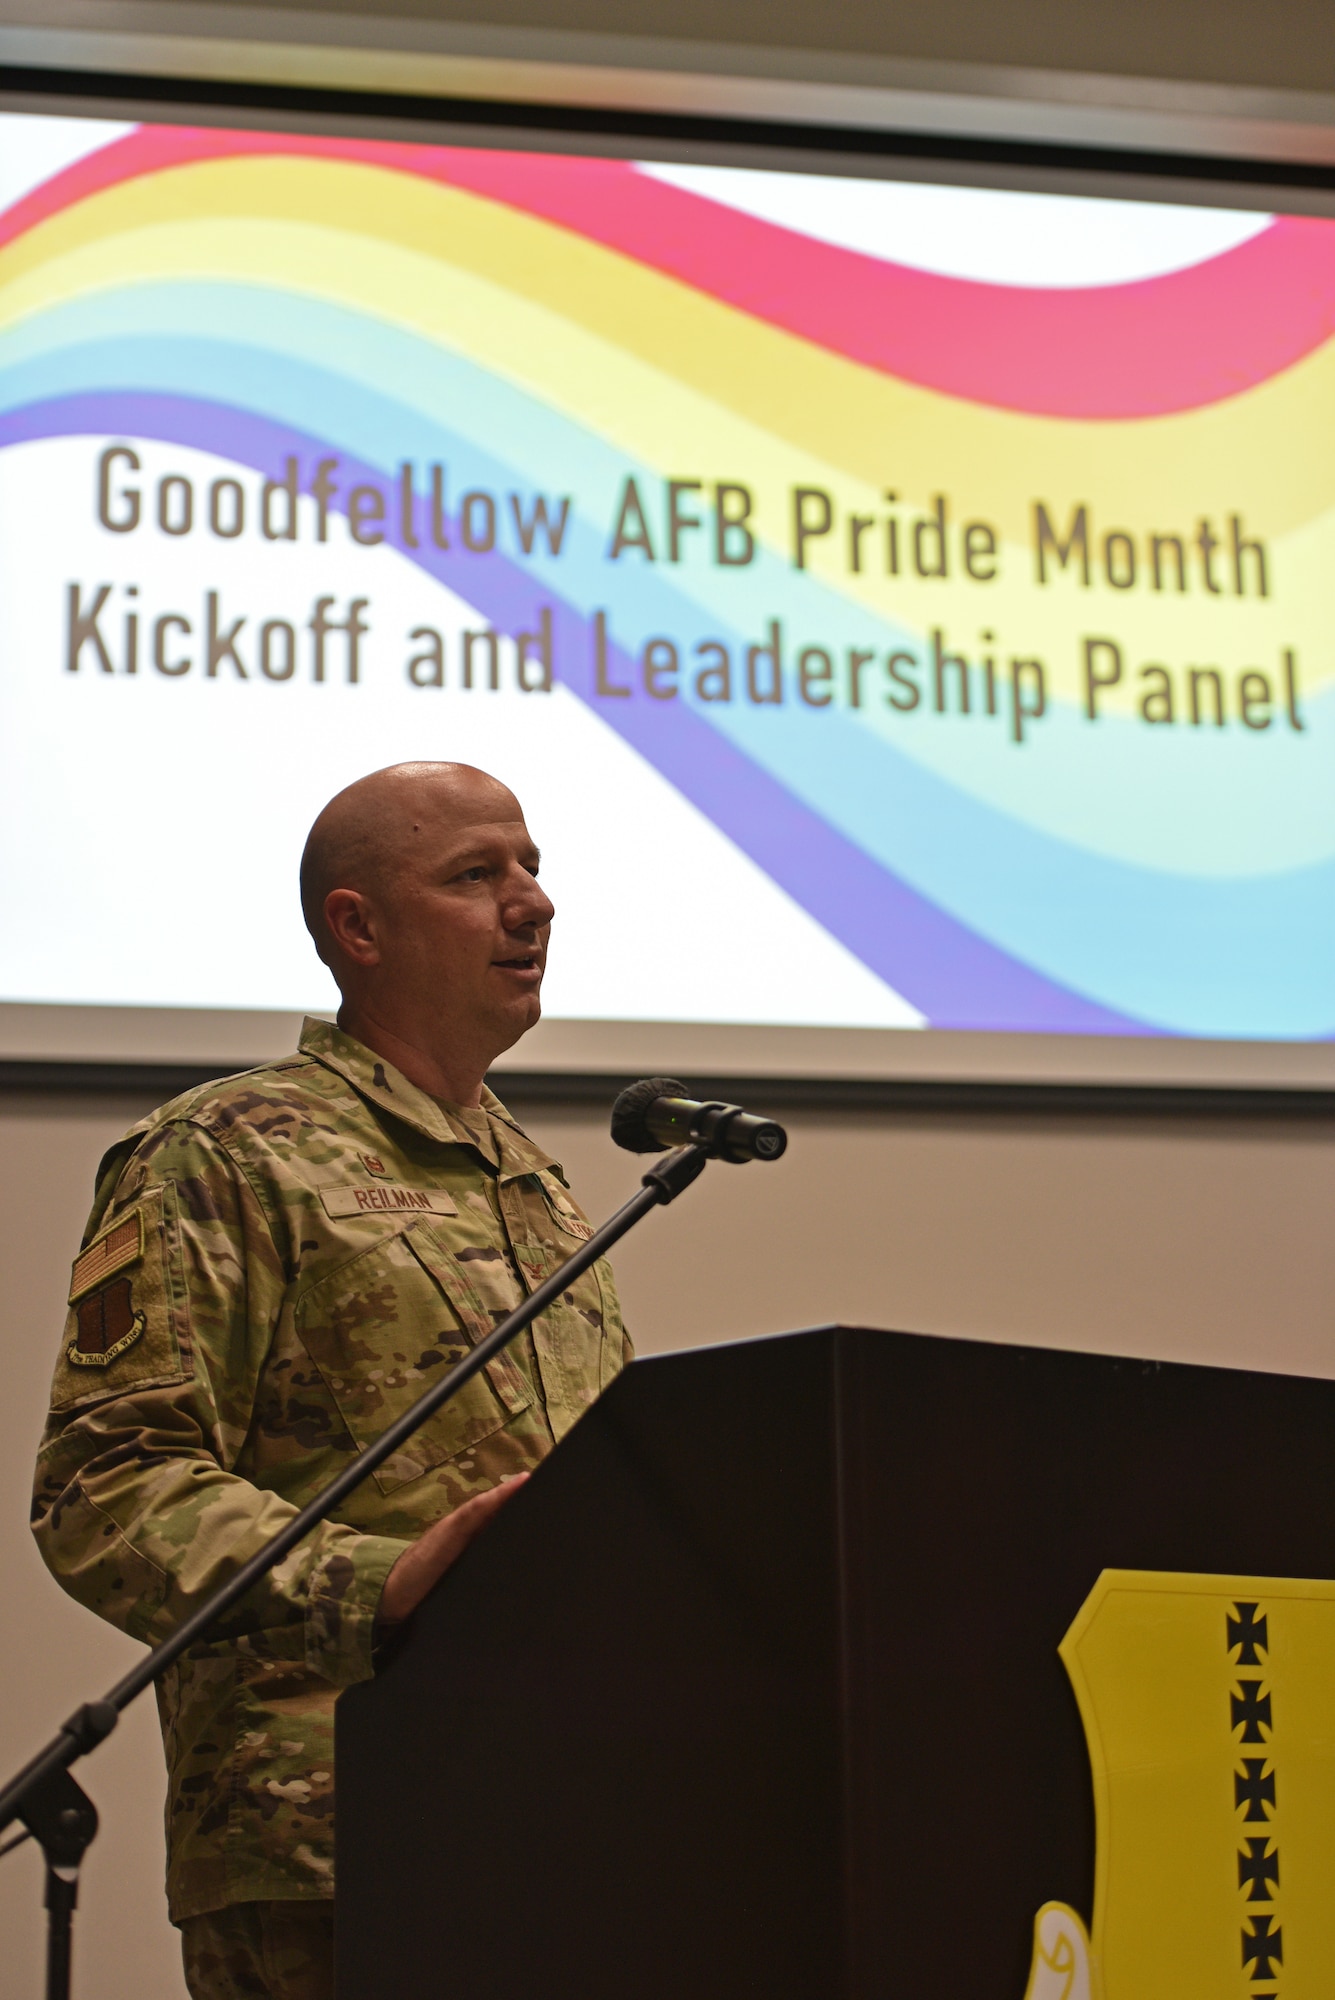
67, 1212, 147, 1367
69, 1276, 147, 1366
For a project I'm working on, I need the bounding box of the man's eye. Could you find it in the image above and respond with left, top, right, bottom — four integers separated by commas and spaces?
459, 866, 488, 882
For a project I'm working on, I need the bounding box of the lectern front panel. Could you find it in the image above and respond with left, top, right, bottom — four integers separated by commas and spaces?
338, 1327, 1335, 1999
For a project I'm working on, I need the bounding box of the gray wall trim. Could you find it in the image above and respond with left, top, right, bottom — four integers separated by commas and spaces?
2, 2, 1335, 165
4, 1059, 1335, 1122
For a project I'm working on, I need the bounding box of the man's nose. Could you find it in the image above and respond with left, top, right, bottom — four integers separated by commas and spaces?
508, 871, 555, 931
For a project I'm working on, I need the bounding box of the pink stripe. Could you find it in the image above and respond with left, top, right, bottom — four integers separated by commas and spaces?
7, 125, 1334, 418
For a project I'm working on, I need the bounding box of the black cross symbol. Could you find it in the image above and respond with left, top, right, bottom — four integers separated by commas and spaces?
1235, 1761, 1276, 1821
1238, 1838, 1280, 1901
1231, 1681, 1273, 1743
1242, 1915, 1283, 1979
1229, 1603, 1268, 1665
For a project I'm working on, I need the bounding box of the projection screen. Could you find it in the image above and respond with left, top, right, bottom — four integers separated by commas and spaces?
1, 105, 1332, 1081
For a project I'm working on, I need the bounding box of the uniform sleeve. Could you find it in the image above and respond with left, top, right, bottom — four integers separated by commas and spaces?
31, 1121, 408, 1688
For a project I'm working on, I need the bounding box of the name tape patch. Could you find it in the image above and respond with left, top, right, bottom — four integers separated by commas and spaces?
69, 1211, 144, 1303
320, 1185, 459, 1220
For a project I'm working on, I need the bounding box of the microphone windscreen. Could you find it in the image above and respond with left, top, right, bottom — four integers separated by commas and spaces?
610, 1077, 687, 1153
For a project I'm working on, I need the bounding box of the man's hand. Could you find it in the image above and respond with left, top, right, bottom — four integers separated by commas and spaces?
377, 1474, 529, 1626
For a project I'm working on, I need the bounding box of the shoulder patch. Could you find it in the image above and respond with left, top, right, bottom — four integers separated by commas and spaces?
70, 1211, 143, 1302
51, 1184, 188, 1409
68, 1277, 146, 1368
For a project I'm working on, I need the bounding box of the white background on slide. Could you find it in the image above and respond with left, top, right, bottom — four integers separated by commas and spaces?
0, 112, 136, 212
0, 437, 923, 1029
636, 161, 1273, 288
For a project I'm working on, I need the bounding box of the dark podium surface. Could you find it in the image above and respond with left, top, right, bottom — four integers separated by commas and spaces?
336, 1325, 1335, 1999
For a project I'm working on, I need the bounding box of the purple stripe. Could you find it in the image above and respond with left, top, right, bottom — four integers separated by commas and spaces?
3, 391, 1152, 1033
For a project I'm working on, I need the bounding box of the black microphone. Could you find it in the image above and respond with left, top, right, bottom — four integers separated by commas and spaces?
610, 1077, 788, 1164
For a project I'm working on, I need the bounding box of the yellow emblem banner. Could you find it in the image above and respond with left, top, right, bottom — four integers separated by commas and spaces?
1036, 1569, 1335, 2000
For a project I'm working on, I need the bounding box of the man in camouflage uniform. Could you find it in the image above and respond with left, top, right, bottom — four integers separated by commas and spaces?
32, 763, 630, 2000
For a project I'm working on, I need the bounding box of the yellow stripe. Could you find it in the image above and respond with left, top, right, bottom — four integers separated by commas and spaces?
3, 154, 1335, 545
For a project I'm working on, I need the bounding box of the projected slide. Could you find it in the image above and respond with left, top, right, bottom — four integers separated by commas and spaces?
0, 112, 1332, 1039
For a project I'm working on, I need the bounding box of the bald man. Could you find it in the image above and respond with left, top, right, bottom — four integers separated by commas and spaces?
32, 764, 631, 2000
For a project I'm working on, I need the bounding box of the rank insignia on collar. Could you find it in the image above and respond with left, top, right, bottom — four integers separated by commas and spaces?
68, 1276, 147, 1367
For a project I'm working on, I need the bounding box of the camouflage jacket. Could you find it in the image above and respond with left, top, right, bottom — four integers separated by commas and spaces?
31, 1019, 629, 1921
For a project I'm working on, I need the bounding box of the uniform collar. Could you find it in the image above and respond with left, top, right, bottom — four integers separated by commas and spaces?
298, 1017, 557, 1179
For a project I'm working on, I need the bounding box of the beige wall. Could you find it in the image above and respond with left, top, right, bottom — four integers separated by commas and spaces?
1, 1094, 185, 2000
3, 1084, 1334, 1995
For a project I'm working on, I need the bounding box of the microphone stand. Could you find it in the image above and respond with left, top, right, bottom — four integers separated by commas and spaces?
0, 1141, 714, 2000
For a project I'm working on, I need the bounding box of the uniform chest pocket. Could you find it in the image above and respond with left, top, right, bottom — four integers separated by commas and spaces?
294, 1223, 532, 1496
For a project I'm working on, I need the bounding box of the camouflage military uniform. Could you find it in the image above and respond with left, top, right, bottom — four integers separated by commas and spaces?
179, 1901, 334, 2000
32, 1018, 629, 1932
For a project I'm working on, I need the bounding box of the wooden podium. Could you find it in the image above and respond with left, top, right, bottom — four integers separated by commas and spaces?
335, 1326, 1335, 1999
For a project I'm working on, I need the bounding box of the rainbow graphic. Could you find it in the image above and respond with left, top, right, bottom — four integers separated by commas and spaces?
2, 121, 1334, 1037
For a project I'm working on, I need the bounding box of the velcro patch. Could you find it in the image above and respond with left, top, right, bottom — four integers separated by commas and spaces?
320, 1185, 459, 1220
52, 1184, 184, 1410
67, 1277, 146, 1367
69, 1211, 143, 1303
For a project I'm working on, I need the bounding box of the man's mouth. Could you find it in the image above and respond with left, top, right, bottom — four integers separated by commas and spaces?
494, 953, 542, 975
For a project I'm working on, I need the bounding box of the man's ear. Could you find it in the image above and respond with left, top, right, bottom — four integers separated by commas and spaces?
323, 887, 381, 968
